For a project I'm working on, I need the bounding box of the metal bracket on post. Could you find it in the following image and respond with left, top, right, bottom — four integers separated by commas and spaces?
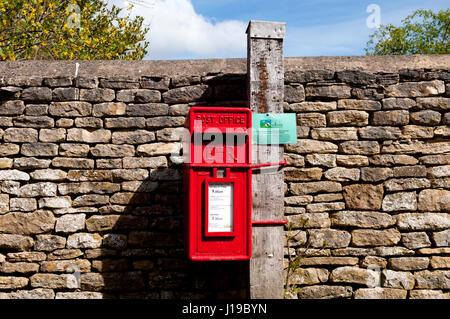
252, 220, 288, 226
251, 159, 287, 169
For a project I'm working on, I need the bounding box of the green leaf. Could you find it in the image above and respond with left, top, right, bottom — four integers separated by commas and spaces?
1, 0, 149, 60
366, 9, 450, 55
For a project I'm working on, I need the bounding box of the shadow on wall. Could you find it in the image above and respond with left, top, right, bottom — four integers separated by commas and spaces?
85, 168, 249, 299
0, 72, 249, 299
78, 74, 249, 299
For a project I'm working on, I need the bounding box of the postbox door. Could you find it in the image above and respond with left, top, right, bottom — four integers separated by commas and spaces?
190, 167, 251, 259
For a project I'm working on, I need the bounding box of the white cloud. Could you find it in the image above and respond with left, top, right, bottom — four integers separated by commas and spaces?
119, 0, 247, 60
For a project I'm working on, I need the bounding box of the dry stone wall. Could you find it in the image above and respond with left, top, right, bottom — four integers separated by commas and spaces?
0, 57, 448, 299
0, 71, 248, 299
283, 67, 450, 299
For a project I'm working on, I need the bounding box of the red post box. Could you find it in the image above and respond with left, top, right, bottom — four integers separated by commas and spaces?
183, 107, 252, 261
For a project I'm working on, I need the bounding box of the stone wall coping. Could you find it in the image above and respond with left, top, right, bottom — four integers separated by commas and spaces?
0, 55, 449, 78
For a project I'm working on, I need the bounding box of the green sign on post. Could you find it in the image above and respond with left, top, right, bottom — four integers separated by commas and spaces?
252, 113, 297, 144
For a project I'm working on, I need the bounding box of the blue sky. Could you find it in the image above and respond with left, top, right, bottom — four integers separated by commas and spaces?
116, 0, 449, 59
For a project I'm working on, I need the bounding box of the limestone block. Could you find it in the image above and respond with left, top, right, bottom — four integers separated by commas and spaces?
0, 277, 29, 290
80, 88, 114, 102
351, 229, 401, 246
66, 233, 102, 249
343, 184, 384, 210
112, 130, 155, 145
389, 257, 430, 271
67, 128, 111, 143
21, 87, 52, 102
418, 189, 450, 211
90, 144, 135, 157
285, 139, 338, 154
327, 110, 369, 126
13, 116, 54, 128
126, 103, 169, 116
410, 110, 441, 125
340, 141, 380, 155
382, 192, 417, 211
354, 288, 407, 299
30, 274, 78, 289
0, 210, 55, 235
311, 128, 358, 141
4, 128, 38, 142
305, 83, 351, 99
284, 167, 322, 181
381, 269, 415, 290
39, 128, 66, 142
330, 266, 380, 286
162, 84, 209, 103
52, 87, 79, 101
397, 213, 450, 231
360, 167, 393, 182
298, 285, 353, 299
385, 80, 445, 97
49, 102, 91, 117
307, 229, 351, 248
30, 169, 67, 181
116, 89, 161, 103
372, 110, 409, 125
401, 232, 431, 249
414, 270, 450, 289
92, 102, 126, 116
297, 113, 326, 127
0, 234, 34, 251
55, 214, 86, 233
21, 143, 58, 157
0, 101, 25, 115
34, 235, 66, 251
331, 211, 395, 229
290, 181, 342, 195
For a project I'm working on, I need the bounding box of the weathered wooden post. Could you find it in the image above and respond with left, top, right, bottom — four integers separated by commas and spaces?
247, 20, 286, 299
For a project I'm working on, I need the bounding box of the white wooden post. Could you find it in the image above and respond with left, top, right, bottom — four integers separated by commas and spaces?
247, 20, 286, 299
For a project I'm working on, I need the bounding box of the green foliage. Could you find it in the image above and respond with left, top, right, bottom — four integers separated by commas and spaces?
0, 0, 149, 60
289, 255, 302, 273
366, 9, 450, 55
284, 219, 308, 297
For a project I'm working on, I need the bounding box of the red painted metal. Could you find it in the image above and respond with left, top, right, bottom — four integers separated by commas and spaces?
251, 159, 287, 169
183, 107, 252, 261
252, 220, 288, 225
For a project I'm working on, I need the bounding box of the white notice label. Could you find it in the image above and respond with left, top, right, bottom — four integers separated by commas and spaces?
208, 183, 233, 233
